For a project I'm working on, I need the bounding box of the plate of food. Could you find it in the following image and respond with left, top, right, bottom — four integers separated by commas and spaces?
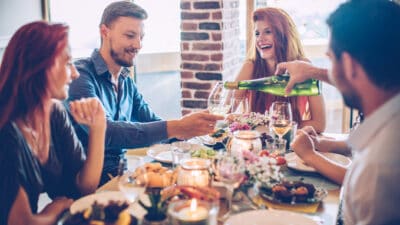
59, 191, 137, 225
258, 180, 328, 205
189, 129, 229, 149
147, 143, 208, 164
225, 209, 317, 225
285, 152, 352, 172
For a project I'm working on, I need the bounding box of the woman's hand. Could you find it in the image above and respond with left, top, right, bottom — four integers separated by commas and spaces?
69, 97, 106, 130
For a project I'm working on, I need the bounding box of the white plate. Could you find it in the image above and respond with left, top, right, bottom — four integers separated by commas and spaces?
70, 191, 127, 214
147, 144, 173, 163
224, 209, 318, 225
285, 152, 352, 172
147, 143, 206, 163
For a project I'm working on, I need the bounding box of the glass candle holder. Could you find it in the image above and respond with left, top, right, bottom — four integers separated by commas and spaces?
168, 199, 219, 225
229, 130, 262, 156
177, 158, 211, 187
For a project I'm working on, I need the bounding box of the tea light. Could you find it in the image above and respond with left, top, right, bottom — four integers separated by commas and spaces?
177, 158, 211, 187
179, 199, 207, 220
229, 130, 262, 155
169, 198, 220, 225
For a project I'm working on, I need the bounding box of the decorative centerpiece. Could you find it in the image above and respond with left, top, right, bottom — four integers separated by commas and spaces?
228, 112, 269, 132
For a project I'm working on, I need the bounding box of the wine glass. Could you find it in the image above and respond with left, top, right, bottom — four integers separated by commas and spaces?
118, 165, 148, 206
208, 81, 232, 117
214, 152, 246, 221
230, 92, 249, 115
269, 101, 293, 140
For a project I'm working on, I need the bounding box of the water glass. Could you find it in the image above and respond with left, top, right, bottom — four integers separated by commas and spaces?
125, 155, 143, 172
171, 142, 192, 168
118, 166, 148, 204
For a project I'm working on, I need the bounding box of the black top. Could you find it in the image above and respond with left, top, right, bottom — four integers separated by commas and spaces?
0, 101, 86, 224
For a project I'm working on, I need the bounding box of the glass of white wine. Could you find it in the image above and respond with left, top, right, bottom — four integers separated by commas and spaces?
269, 101, 293, 140
208, 81, 232, 117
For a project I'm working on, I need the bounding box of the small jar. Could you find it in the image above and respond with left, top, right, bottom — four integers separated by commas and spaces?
177, 158, 211, 187
229, 130, 262, 156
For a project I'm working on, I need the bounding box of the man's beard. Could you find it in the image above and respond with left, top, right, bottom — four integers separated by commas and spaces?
334, 64, 363, 111
110, 48, 133, 67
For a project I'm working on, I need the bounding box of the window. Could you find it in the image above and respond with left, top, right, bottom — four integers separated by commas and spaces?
49, 0, 180, 57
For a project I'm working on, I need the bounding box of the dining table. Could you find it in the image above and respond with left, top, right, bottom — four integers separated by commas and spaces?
96, 132, 348, 225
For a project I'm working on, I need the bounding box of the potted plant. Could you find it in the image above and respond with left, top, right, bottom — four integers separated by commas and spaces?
138, 187, 169, 225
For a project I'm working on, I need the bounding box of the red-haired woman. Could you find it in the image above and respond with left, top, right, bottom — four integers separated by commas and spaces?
0, 21, 106, 225
234, 7, 326, 132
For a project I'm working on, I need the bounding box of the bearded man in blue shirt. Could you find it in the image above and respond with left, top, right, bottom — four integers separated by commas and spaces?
66, 1, 223, 185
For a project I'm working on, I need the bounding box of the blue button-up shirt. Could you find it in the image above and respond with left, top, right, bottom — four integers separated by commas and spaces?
65, 49, 168, 178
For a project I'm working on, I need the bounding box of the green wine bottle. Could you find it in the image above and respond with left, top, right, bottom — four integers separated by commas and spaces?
224, 74, 321, 96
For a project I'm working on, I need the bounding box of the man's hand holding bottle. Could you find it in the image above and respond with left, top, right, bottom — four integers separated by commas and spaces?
274, 60, 330, 94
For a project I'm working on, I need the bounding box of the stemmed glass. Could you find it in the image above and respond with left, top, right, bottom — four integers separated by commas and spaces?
214, 152, 246, 221
208, 81, 232, 117
269, 101, 293, 140
230, 91, 249, 115
118, 165, 148, 206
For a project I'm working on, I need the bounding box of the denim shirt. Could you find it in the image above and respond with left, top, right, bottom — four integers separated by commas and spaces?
65, 49, 168, 177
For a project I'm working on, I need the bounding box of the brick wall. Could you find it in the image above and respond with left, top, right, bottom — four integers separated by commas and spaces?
180, 0, 241, 115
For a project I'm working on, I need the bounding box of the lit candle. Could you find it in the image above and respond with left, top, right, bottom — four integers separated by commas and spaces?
177, 159, 211, 187
176, 199, 208, 225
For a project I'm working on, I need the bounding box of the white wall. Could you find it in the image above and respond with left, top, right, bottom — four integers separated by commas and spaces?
0, 0, 42, 59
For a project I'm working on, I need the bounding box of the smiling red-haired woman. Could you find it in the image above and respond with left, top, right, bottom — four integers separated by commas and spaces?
233, 7, 326, 132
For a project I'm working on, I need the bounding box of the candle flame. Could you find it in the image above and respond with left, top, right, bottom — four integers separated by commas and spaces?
190, 199, 197, 211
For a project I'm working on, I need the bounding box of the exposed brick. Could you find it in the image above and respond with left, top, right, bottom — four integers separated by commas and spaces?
181, 22, 197, 31
181, 32, 209, 41
212, 11, 222, 20
182, 63, 204, 70
211, 53, 223, 61
205, 63, 221, 71
182, 100, 208, 109
182, 90, 192, 98
182, 82, 212, 90
211, 33, 222, 41
193, 1, 220, 9
181, 42, 189, 51
181, 71, 194, 79
181, 12, 210, 20
195, 72, 222, 80
180, 1, 191, 10
181, 53, 209, 61
193, 43, 222, 51
199, 22, 221, 30
194, 91, 210, 99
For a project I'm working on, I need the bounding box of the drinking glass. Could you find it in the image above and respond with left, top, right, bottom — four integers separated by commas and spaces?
230, 93, 249, 115
118, 165, 148, 205
214, 152, 246, 221
269, 101, 293, 140
208, 81, 232, 117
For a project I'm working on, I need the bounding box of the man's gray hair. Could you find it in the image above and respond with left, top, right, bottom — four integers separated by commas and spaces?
100, 1, 148, 27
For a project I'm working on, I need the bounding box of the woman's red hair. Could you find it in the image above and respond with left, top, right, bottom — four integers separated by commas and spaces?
0, 21, 69, 128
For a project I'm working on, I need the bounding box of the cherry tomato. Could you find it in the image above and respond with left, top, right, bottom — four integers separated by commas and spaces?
275, 156, 287, 165
259, 150, 269, 157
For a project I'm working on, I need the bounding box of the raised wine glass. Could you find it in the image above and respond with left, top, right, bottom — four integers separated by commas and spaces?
214, 152, 246, 221
269, 101, 293, 140
208, 81, 232, 117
